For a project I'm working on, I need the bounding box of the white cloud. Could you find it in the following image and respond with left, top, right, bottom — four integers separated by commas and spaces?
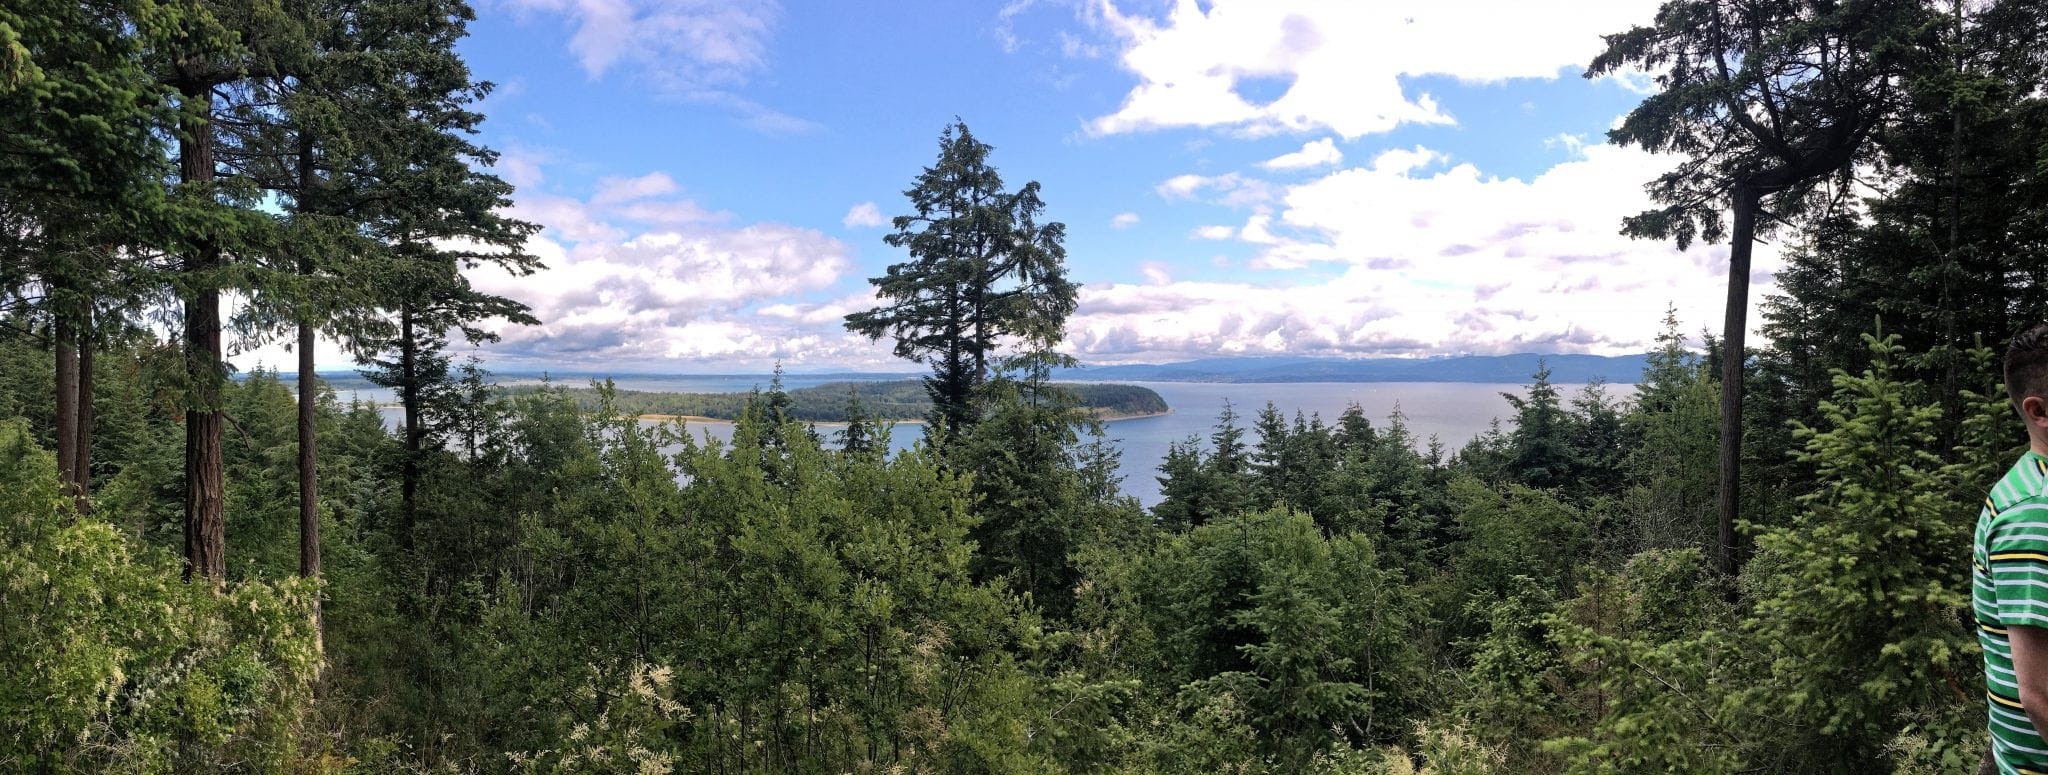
1064, 139, 1778, 363
995, 0, 1041, 53
591, 172, 679, 206
508, 0, 776, 85
1191, 224, 1235, 240
1545, 132, 1590, 156
453, 160, 911, 370
1086, 0, 1658, 138
505, 0, 817, 132
498, 149, 548, 189
1261, 138, 1343, 170
1111, 211, 1141, 228
843, 202, 887, 228
1155, 172, 1274, 206
1370, 145, 1446, 175
1238, 213, 1282, 245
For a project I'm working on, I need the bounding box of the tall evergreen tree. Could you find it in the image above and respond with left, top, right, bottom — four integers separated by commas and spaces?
1503, 362, 1574, 491
1590, 0, 1924, 576
160, 0, 312, 582
844, 120, 1077, 445
0, 0, 179, 516
340, 3, 539, 540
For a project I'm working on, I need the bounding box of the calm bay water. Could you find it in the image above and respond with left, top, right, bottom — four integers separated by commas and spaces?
351, 378, 1633, 507
1088, 381, 1633, 506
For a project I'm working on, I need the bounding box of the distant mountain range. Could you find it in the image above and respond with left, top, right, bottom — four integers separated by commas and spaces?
275, 353, 1652, 388
1055, 353, 1653, 384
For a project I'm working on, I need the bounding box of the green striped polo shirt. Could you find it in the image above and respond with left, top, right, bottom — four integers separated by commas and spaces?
1976, 450, 2048, 775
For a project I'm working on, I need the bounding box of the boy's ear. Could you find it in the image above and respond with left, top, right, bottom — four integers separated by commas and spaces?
2026, 395, 2048, 428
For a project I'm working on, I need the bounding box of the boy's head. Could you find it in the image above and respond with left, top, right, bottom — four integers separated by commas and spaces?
2006, 323, 2048, 444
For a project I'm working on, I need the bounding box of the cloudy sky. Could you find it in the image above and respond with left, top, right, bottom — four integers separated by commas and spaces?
245, 0, 1774, 374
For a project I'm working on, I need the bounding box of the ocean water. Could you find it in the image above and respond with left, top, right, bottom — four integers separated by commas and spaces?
348, 378, 1633, 508
1090, 381, 1634, 506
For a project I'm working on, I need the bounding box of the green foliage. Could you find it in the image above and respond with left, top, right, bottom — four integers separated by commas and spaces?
1141, 509, 1423, 766
0, 420, 320, 772
1446, 479, 1593, 606
1619, 311, 1720, 556
1549, 331, 2010, 774
1740, 333, 1981, 765
418, 387, 1055, 772
1587, 0, 1920, 247
954, 367, 1094, 617
1501, 364, 1575, 491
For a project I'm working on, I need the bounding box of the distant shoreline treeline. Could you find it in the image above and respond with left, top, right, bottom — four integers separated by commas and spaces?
493, 379, 1171, 423
1060, 353, 1653, 383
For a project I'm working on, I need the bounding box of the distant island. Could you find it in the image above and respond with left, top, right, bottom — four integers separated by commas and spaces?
495, 380, 1171, 423
1055, 353, 1652, 384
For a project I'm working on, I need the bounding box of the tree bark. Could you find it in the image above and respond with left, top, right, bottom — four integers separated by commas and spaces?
180, 85, 227, 583
299, 323, 320, 577
296, 133, 321, 583
1718, 185, 1760, 580
399, 302, 420, 548
74, 309, 93, 516
54, 311, 79, 508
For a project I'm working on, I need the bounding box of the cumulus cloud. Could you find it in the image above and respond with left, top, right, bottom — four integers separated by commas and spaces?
843, 202, 887, 228
1191, 224, 1235, 240
1063, 140, 1776, 363
1261, 138, 1343, 170
460, 160, 905, 370
1111, 211, 1141, 229
1086, 0, 1658, 138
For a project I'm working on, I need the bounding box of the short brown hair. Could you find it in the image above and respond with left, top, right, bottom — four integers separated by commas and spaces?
2007, 323, 2048, 409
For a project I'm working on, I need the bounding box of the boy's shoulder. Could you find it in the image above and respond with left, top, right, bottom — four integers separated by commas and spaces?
1991, 453, 2048, 514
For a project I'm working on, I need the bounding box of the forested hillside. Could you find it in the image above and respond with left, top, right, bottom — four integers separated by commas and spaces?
5, 0, 2048, 773
497, 379, 1171, 422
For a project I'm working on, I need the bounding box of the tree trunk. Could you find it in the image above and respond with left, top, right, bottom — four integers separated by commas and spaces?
180, 85, 227, 584
399, 303, 420, 547
296, 133, 322, 583
299, 322, 320, 578
54, 311, 79, 508
1718, 185, 1759, 579
290, 133, 325, 666
74, 310, 93, 516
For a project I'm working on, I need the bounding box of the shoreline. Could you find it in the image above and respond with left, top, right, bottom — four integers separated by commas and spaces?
635, 407, 1174, 426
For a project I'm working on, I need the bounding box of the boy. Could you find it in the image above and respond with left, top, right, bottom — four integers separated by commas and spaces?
1976, 323, 2048, 774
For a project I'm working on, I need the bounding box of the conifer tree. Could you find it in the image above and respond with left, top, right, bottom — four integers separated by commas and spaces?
1590, 0, 1924, 576
1335, 402, 1377, 453
161, 0, 311, 582
834, 384, 878, 456
1743, 332, 1982, 765
845, 120, 1077, 445
1504, 363, 1574, 490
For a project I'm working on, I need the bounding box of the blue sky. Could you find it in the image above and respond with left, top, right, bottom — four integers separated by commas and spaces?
248, 0, 1775, 373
